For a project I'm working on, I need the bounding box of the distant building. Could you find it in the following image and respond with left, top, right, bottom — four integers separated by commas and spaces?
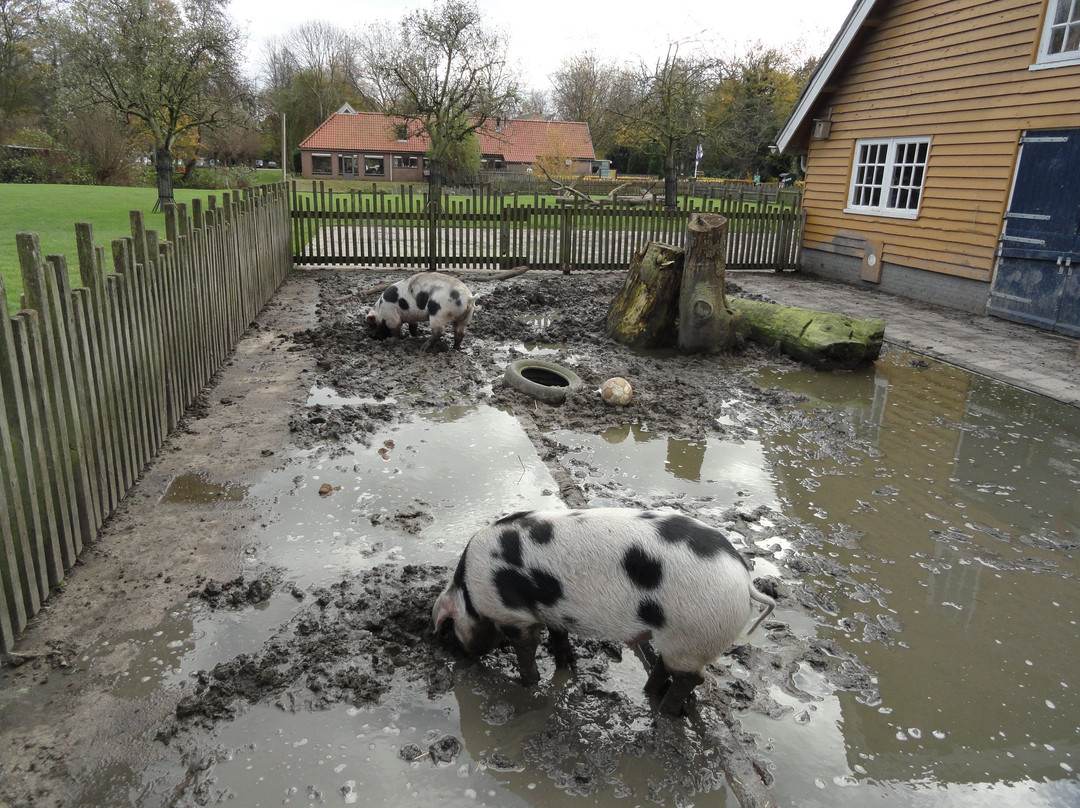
298, 106, 596, 182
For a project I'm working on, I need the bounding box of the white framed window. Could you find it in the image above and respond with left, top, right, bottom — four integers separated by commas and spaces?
311, 153, 332, 174
1035, 0, 1080, 67
846, 137, 930, 219
393, 155, 419, 169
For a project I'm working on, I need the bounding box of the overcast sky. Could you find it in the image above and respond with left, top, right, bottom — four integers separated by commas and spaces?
229, 0, 855, 92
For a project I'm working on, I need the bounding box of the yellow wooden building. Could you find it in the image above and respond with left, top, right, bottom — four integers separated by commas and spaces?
777, 0, 1080, 335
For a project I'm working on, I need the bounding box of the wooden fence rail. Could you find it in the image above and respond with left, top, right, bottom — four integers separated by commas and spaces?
291, 183, 805, 271
0, 183, 291, 650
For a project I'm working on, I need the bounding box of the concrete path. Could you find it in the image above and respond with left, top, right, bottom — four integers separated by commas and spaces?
730, 271, 1080, 408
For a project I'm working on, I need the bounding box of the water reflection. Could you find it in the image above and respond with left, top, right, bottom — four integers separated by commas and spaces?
555, 421, 777, 508
159, 472, 247, 504
67, 346, 1079, 808
249, 404, 564, 586
752, 348, 1080, 805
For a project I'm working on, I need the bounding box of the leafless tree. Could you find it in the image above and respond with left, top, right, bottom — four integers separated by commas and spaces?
357, 0, 519, 193
549, 52, 630, 155
611, 41, 716, 208
0, 0, 47, 138
258, 22, 371, 167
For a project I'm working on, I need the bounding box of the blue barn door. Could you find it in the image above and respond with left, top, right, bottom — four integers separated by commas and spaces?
989, 129, 1080, 337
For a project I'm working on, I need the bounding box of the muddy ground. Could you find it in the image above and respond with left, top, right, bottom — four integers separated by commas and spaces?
0, 270, 888, 808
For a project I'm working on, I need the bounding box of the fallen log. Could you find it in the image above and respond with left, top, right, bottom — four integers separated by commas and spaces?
604, 242, 683, 349
729, 297, 884, 370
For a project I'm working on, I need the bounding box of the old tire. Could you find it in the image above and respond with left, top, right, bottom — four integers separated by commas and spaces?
504, 359, 584, 405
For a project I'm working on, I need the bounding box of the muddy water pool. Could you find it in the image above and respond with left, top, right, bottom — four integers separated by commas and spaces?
746, 350, 1079, 806
71, 347, 1078, 807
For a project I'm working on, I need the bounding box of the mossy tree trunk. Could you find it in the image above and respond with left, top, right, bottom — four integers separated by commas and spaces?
606, 214, 885, 370
677, 212, 748, 354
604, 241, 684, 349
729, 297, 885, 369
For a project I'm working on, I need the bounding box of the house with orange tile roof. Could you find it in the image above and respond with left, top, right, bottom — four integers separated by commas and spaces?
298, 105, 596, 182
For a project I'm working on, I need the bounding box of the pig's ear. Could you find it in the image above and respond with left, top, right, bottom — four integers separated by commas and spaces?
432, 590, 459, 633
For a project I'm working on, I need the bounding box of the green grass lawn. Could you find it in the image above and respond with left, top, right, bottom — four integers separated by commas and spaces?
0, 183, 267, 313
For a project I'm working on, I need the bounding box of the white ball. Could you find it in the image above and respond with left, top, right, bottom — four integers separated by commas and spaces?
600, 377, 633, 406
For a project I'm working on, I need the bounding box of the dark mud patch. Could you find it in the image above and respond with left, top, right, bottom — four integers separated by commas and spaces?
168, 526, 879, 806
172, 565, 451, 730
191, 575, 278, 608
290, 271, 827, 448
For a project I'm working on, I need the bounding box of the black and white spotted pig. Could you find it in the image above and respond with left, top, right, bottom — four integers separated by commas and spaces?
432, 508, 775, 715
365, 272, 474, 350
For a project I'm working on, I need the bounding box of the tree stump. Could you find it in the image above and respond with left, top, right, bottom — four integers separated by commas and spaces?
729, 297, 885, 370
604, 241, 684, 349
677, 212, 748, 354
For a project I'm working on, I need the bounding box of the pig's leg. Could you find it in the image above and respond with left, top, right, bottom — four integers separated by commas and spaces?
422, 321, 447, 352
452, 318, 468, 350
504, 625, 542, 686
658, 670, 705, 716
643, 655, 671, 695
547, 627, 575, 669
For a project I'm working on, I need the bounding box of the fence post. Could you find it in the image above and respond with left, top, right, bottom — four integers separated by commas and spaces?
559, 206, 572, 274
18, 233, 93, 558
499, 206, 510, 269
0, 276, 42, 645
427, 193, 439, 272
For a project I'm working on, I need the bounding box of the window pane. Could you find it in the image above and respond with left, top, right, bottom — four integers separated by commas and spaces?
1047, 0, 1080, 54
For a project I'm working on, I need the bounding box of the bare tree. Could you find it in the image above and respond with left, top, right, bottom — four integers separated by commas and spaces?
550, 52, 628, 156
53, 0, 251, 209
510, 87, 551, 120
62, 106, 140, 184
358, 0, 518, 194
611, 42, 715, 209
0, 0, 48, 138
287, 21, 367, 124
259, 22, 371, 168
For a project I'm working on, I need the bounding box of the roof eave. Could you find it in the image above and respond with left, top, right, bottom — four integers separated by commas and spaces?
776, 0, 885, 154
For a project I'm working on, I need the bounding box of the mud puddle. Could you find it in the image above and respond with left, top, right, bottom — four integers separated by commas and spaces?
7, 270, 1078, 808
743, 349, 1080, 806
251, 401, 565, 586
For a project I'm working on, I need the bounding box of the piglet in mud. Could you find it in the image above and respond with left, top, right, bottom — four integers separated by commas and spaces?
432, 508, 775, 716
366, 271, 474, 351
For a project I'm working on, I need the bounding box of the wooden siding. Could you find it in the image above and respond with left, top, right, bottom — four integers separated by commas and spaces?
802, 0, 1080, 280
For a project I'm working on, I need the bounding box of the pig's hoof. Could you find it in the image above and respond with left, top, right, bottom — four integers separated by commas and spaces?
504, 360, 583, 405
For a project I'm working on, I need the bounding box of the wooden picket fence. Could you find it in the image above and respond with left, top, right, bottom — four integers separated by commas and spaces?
291, 183, 805, 271
0, 183, 291, 650
1, 178, 801, 650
